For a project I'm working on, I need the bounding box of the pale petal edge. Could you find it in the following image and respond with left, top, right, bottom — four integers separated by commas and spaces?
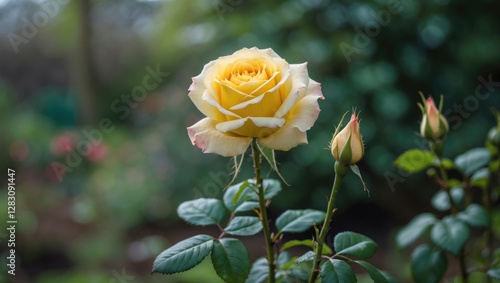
187, 118, 252, 157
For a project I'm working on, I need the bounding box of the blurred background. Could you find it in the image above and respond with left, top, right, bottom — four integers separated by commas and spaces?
0, 0, 499, 282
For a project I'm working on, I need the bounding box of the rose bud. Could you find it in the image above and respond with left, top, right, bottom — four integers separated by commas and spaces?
419, 95, 449, 141
330, 112, 364, 165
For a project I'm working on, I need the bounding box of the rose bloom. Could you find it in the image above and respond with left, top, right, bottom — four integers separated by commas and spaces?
187, 47, 324, 157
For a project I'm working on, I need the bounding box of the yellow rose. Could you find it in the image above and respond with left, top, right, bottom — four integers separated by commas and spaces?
187, 47, 324, 157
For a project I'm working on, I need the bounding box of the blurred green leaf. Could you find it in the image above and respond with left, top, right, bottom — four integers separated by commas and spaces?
471, 168, 490, 189
431, 216, 470, 255
487, 268, 500, 279
224, 216, 262, 236
457, 204, 489, 228
334, 231, 377, 259
430, 187, 464, 211
280, 239, 331, 255
455, 148, 491, 176
152, 234, 214, 275
276, 209, 325, 233
410, 244, 447, 283
396, 213, 437, 248
395, 149, 435, 173
245, 257, 268, 283
321, 259, 356, 283
296, 251, 316, 263
177, 198, 227, 226
212, 238, 250, 283
354, 260, 389, 283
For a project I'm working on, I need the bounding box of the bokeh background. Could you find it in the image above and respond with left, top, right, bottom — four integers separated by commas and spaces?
1, 0, 499, 282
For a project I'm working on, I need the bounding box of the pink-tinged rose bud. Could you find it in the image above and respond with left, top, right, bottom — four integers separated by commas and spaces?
419, 95, 449, 141
330, 112, 364, 165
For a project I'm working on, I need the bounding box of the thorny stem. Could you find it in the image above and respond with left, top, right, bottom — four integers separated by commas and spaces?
251, 139, 275, 283
308, 161, 348, 283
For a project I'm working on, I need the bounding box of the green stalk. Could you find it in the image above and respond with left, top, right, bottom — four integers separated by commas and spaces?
251, 139, 275, 283
436, 154, 467, 281
308, 161, 348, 283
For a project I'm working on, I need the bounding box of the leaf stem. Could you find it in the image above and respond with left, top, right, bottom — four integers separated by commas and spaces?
308, 161, 347, 283
251, 139, 275, 283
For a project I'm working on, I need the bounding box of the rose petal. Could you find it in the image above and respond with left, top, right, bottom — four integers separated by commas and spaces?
187, 118, 251, 157
258, 84, 323, 150
216, 117, 285, 133
202, 90, 242, 119
273, 63, 310, 118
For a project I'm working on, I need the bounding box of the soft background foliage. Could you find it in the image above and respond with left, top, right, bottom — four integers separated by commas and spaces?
0, 0, 499, 282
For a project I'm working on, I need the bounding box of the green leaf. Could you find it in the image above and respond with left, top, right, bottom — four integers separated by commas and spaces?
457, 204, 490, 227
471, 168, 490, 189
410, 244, 447, 283
321, 259, 356, 283
395, 149, 435, 173
280, 239, 332, 255
455, 147, 491, 176
396, 213, 437, 248
430, 187, 464, 211
295, 251, 316, 263
177, 198, 226, 226
431, 216, 470, 255
350, 164, 369, 196
257, 142, 289, 185
245, 257, 268, 283
334, 231, 377, 259
487, 268, 500, 279
223, 179, 281, 212
152, 234, 213, 274
224, 216, 263, 236
354, 260, 390, 283
212, 238, 250, 283
276, 209, 326, 233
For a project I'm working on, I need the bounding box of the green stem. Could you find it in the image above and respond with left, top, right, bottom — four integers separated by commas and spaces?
436, 154, 467, 281
308, 161, 347, 283
251, 140, 275, 283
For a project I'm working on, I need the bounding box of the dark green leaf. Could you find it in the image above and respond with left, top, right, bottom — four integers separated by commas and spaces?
295, 251, 316, 263
487, 268, 500, 279
212, 238, 250, 283
224, 216, 263, 236
431, 216, 470, 255
410, 244, 447, 283
152, 234, 213, 275
395, 149, 435, 173
321, 259, 356, 283
223, 179, 281, 212
280, 239, 332, 254
455, 148, 491, 176
245, 257, 268, 283
276, 209, 325, 233
430, 187, 464, 211
396, 213, 437, 248
457, 204, 490, 228
177, 198, 226, 226
355, 260, 390, 283
334, 231, 377, 259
